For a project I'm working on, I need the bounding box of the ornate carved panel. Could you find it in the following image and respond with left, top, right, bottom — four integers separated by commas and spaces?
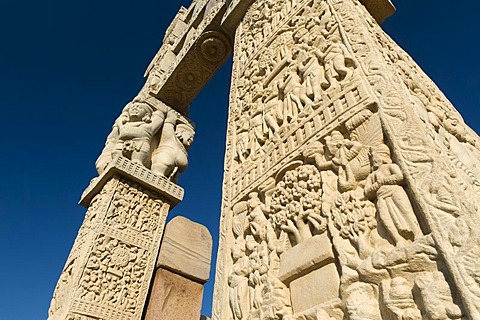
213, 0, 473, 319
49, 169, 172, 320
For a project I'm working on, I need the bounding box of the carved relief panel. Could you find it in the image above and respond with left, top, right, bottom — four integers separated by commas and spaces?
330, 0, 480, 317
49, 176, 170, 320
213, 0, 469, 319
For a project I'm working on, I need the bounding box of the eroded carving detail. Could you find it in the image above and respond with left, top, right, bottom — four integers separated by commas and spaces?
49, 176, 169, 320
95, 97, 194, 183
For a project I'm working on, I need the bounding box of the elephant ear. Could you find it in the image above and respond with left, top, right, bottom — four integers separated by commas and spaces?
232, 201, 248, 238
346, 111, 384, 174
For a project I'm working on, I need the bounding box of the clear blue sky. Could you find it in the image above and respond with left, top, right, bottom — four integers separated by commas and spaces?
0, 1, 479, 319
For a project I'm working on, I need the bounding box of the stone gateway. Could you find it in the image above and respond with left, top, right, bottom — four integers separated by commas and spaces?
49, 0, 480, 319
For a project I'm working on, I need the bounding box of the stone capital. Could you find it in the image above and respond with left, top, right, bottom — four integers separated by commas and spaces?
80, 156, 184, 208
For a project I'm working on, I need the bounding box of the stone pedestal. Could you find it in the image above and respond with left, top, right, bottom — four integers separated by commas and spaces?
144, 216, 212, 320
48, 157, 183, 320
144, 268, 205, 320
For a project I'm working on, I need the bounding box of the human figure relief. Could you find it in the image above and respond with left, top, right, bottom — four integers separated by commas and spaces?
247, 192, 273, 242
278, 64, 312, 122
96, 99, 166, 173
317, 34, 355, 90
248, 247, 268, 313
151, 109, 194, 182
364, 145, 423, 246
261, 87, 282, 138
325, 131, 363, 192
249, 99, 268, 155
229, 239, 251, 320
299, 52, 328, 105
235, 112, 251, 163
305, 131, 362, 193
380, 277, 421, 320
413, 271, 463, 320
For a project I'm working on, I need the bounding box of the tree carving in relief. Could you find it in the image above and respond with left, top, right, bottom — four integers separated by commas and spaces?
228, 191, 293, 320
228, 105, 465, 318
270, 164, 325, 247
329, 0, 478, 315
224, 0, 469, 318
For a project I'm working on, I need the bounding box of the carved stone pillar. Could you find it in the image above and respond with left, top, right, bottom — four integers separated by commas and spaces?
212, 0, 479, 319
48, 157, 183, 320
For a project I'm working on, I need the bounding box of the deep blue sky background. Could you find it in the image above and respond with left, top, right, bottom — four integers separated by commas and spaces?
0, 1, 479, 319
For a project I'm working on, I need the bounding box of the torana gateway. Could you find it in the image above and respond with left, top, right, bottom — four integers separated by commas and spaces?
49, 0, 480, 319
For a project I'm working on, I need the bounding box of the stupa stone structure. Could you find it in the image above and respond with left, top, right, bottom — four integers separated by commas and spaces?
50, 0, 480, 319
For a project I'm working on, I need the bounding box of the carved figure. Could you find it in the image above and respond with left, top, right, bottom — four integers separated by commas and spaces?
380, 277, 421, 320
151, 109, 195, 181
249, 248, 268, 311
278, 64, 312, 122
299, 53, 328, 104
345, 282, 382, 320
235, 113, 251, 163
229, 240, 251, 320
261, 87, 282, 138
413, 272, 463, 320
305, 132, 362, 192
364, 145, 423, 246
317, 35, 355, 89
262, 271, 293, 319
96, 99, 166, 173
326, 131, 363, 192
112, 100, 166, 166
247, 192, 272, 242
248, 99, 268, 155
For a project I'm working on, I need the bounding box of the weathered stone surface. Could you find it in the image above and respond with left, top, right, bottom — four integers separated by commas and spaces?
51, 0, 480, 319
278, 233, 334, 284
144, 268, 204, 320
289, 263, 340, 313
211, 0, 480, 319
49, 157, 177, 320
157, 216, 213, 283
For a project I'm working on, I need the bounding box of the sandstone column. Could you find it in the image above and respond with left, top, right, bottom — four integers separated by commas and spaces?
212, 0, 480, 319
49, 91, 196, 319
48, 157, 184, 320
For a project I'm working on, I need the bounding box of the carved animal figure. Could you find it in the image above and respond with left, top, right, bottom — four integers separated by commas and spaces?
151, 110, 194, 181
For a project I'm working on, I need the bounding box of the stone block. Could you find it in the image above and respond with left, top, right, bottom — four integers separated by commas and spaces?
144, 268, 204, 320
157, 216, 212, 283
360, 0, 396, 24
278, 233, 335, 284
289, 263, 340, 314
